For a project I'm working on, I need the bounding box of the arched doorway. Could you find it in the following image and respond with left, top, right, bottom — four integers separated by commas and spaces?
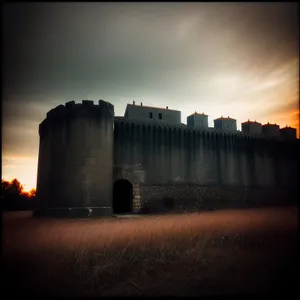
113, 179, 133, 214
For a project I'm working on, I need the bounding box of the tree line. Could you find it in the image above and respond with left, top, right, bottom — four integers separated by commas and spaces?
1, 178, 37, 211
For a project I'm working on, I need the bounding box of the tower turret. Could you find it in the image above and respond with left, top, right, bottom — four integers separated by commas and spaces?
36, 100, 114, 217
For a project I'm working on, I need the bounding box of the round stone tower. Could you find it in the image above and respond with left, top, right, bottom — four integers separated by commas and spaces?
35, 100, 114, 217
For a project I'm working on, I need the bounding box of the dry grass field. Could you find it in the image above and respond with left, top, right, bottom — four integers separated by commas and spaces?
2, 206, 298, 296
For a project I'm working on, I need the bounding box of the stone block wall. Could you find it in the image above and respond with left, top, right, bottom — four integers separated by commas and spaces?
140, 184, 298, 213
132, 183, 141, 213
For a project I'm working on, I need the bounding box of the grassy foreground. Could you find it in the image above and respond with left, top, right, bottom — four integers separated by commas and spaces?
2, 206, 298, 296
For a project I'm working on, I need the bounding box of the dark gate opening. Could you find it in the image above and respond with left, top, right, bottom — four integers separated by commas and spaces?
113, 179, 133, 214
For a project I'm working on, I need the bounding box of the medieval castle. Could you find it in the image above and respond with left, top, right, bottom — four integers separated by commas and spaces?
35, 100, 299, 217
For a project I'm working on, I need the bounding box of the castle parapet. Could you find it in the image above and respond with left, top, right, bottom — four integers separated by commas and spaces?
280, 126, 297, 140
39, 100, 114, 138
187, 112, 209, 129
213, 116, 237, 133
241, 120, 262, 135
262, 123, 280, 138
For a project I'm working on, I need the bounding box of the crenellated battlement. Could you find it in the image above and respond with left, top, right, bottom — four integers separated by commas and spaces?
39, 99, 297, 141
123, 101, 297, 140
114, 117, 274, 142
39, 100, 114, 137
44, 99, 114, 120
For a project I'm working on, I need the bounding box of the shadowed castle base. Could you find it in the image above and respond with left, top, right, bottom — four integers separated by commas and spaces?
33, 186, 298, 218
33, 207, 112, 218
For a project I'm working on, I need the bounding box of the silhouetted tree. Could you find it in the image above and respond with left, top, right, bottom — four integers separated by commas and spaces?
1, 178, 37, 211
28, 188, 36, 198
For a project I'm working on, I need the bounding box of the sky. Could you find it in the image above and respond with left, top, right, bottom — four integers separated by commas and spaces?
2, 2, 299, 191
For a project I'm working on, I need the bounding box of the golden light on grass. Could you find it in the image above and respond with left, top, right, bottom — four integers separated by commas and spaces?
3, 206, 298, 296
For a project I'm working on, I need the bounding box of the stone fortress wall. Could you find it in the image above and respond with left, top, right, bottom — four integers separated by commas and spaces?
114, 115, 299, 213
35, 100, 299, 217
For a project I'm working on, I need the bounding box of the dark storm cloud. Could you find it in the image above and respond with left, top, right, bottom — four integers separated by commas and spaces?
2, 2, 299, 187
3, 2, 298, 107
3, 3, 298, 98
